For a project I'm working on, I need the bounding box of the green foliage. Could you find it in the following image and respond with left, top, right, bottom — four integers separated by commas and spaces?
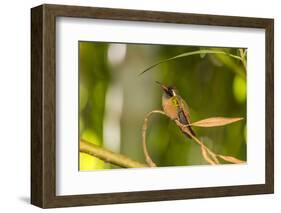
80, 152, 106, 171
233, 75, 247, 103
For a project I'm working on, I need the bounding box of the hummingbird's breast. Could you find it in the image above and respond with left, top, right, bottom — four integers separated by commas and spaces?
162, 95, 179, 120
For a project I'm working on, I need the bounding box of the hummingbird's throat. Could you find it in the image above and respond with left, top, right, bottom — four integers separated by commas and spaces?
171, 96, 180, 106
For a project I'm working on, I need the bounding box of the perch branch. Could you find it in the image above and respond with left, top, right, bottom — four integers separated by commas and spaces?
80, 139, 148, 168
142, 110, 245, 166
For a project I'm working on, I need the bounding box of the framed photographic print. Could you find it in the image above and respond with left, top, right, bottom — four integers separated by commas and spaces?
31, 4, 274, 208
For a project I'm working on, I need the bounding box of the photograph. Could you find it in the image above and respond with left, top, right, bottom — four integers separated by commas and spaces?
79, 41, 247, 170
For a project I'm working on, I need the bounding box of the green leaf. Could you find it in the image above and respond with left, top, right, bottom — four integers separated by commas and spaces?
138, 49, 243, 76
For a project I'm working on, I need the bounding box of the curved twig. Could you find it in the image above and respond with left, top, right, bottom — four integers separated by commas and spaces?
142, 110, 167, 167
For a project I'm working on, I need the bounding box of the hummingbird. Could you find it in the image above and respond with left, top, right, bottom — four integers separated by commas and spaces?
156, 81, 196, 138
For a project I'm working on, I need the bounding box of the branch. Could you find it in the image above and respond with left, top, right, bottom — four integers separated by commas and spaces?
142, 110, 167, 167
80, 139, 148, 168
141, 110, 245, 166
239, 48, 247, 71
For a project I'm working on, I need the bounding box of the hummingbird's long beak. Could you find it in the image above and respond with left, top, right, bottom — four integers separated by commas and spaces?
155, 81, 169, 92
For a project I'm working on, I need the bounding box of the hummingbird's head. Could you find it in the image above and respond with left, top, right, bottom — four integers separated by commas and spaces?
155, 81, 176, 97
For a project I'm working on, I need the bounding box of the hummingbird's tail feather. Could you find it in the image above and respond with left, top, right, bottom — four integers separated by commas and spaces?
188, 126, 196, 137
183, 131, 192, 139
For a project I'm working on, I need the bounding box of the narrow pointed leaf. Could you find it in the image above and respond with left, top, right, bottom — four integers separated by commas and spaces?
218, 155, 245, 164
138, 49, 243, 76
190, 117, 243, 127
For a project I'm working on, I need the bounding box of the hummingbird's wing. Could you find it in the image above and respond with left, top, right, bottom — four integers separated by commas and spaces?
177, 96, 191, 123
177, 96, 196, 137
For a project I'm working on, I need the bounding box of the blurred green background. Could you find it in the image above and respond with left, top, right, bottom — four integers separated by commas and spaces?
79, 41, 247, 170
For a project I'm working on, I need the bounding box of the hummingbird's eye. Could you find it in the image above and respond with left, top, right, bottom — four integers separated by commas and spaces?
167, 87, 174, 96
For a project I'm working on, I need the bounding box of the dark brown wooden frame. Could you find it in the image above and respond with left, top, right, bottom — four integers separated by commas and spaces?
31, 4, 274, 208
